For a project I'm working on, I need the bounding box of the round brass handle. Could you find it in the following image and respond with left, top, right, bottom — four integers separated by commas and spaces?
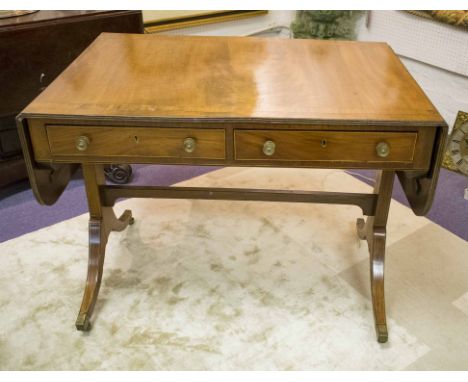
183, 137, 196, 153
263, 140, 276, 156
76, 136, 90, 152
376, 141, 390, 158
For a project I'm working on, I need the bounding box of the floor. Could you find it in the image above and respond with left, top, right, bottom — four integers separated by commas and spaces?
1, 166, 467, 243
0, 165, 218, 243
1, 167, 467, 370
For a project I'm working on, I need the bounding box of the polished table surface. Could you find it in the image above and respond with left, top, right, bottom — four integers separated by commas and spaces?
17, 33, 447, 343
23, 33, 443, 122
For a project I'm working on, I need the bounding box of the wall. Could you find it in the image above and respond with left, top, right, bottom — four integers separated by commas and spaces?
357, 10, 468, 131
393, 57, 468, 131
156, 10, 296, 37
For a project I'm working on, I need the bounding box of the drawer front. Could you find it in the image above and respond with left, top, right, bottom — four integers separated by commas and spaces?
234, 130, 417, 163
46, 125, 226, 160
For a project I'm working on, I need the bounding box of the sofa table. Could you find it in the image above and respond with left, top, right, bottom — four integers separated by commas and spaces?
17, 33, 447, 343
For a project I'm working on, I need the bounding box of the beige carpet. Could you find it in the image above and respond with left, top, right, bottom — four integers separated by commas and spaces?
0, 167, 467, 370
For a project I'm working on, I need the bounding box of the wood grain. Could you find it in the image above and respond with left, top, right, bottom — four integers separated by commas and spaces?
27, 118, 435, 170
234, 130, 417, 163
356, 170, 395, 343
46, 125, 225, 160
75, 164, 134, 331
22, 33, 443, 123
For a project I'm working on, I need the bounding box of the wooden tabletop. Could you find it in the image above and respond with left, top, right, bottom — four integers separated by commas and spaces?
23, 33, 443, 124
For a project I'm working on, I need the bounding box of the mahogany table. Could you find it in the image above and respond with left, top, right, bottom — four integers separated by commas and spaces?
17, 33, 447, 342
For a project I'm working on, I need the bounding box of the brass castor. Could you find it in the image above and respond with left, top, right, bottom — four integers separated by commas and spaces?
376, 324, 388, 343
75, 313, 91, 331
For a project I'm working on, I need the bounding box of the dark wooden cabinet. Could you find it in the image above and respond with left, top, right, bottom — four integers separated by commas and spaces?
0, 10, 143, 188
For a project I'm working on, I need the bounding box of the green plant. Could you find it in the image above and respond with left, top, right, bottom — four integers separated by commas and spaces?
291, 10, 365, 40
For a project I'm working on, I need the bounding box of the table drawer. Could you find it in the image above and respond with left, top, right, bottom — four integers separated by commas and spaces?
234, 130, 417, 163
46, 125, 226, 160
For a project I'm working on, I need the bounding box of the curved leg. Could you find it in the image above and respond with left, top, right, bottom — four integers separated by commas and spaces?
369, 226, 388, 343
106, 208, 134, 232
76, 164, 133, 331
76, 218, 106, 331
356, 218, 367, 240
356, 171, 394, 343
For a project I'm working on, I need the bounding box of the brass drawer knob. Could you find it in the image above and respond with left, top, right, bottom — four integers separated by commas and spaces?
263, 140, 276, 156
76, 135, 90, 151
376, 141, 390, 158
183, 137, 196, 153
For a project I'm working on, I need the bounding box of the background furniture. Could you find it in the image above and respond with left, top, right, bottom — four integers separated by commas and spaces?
143, 10, 267, 33
0, 10, 143, 189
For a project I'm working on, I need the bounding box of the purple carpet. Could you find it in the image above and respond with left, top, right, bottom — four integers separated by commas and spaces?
346, 169, 468, 241
0, 165, 219, 243
0, 165, 466, 243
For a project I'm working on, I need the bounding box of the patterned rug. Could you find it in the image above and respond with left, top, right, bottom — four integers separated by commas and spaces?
1, 167, 467, 370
